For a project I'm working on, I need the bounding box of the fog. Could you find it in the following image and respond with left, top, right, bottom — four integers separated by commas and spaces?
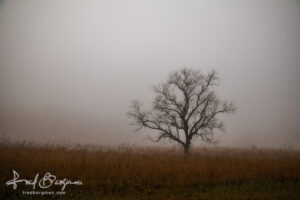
0, 0, 299, 149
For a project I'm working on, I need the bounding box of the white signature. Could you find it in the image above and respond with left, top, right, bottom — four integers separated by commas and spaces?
6, 170, 83, 191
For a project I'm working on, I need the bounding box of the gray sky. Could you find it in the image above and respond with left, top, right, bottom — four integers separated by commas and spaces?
0, 0, 299, 149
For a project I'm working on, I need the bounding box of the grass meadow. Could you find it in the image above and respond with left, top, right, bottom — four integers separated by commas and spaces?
0, 140, 300, 200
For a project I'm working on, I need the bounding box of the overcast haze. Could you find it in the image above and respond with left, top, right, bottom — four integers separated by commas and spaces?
0, 0, 299, 149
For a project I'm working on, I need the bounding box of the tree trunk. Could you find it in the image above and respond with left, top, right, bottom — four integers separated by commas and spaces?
184, 144, 190, 156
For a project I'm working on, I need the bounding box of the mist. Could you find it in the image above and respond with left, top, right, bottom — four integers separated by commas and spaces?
0, 0, 299, 149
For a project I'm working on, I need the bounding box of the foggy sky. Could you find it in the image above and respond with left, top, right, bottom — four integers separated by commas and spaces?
0, 0, 299, 149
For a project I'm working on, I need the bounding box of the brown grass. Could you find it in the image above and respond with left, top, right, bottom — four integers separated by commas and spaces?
0, 141, 300, 199
1, 142, 299, 187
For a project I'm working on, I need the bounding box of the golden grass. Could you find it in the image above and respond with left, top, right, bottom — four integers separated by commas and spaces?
1, 141, 299, 193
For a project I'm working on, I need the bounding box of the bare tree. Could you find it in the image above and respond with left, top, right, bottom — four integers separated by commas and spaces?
128, 68, 236, 155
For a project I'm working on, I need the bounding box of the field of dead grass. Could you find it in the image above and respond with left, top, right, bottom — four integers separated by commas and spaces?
0, 141, 299, 199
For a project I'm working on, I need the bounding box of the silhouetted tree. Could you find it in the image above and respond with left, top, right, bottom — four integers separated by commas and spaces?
128, 68, 236, 155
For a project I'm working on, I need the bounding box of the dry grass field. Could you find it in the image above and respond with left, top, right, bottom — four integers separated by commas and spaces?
0, 140, 300, 199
